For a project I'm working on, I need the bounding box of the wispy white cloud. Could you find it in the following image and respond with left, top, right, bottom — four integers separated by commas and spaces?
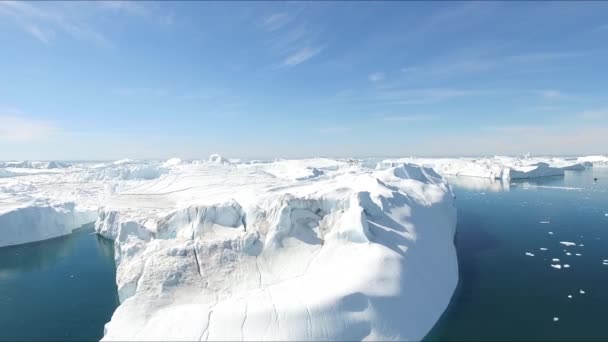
282, 46, 324, 67
0, 114, 57, 142
318, 126, 353, 134
382, 114, 436, 122
116, 87, 167, 97
260, 7, 325, 68
374, 88, 481, 104
0, 1, 167, 46
400, 67, 418, 73
95, 0, 150, 16
578, 108, 608, 120
506, 51, 589, 64
0, 1, 110, 46
368, 72, 385, 83
261, 12, 291, 31
538, 89, 562, 100
396, 50, 594, 81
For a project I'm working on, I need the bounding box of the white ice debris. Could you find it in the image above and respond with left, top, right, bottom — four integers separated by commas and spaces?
526, 252, 535, 256
540, 247, 548, 251
560, 242, 577, 247
553, 317, 559, 322
548, 232, 554, 235
568, 295, 572, 299
0, 158, 458, 341
162, 157, 183, 167
563, 264, 570, 268
540, 221, 550, 224
552, 258, 560, 262
580, 289, 586, 294
566, 252, 572, 256
551, 264, 562, 269
575, 253, 582, 256
207, 153, 230, 164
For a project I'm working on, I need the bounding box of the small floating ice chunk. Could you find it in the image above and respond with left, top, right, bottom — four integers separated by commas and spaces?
604, 213, 608, 217
575, 253, 581, 256
553, 317, 559, 322
579, 289, 586, 294
565, 252, 572, 256
551, 264, 562, 269
540, 221, 551, 224
525, 252, 535, 257
567, 295, 572, 299
540, 247, 548, 251
560, 241, 576, 247
579, 244, 584, 247
548, 232, 554, 235
563, 264, 570, 268
552, 258, 560, 262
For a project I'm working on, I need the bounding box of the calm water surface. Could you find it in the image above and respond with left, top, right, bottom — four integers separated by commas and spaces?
428, 168, 608, 341
0, 225, 119, 341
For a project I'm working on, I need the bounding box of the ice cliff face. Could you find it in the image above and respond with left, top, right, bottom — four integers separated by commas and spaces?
95, 162, 457, 341
0, 201, 96, 248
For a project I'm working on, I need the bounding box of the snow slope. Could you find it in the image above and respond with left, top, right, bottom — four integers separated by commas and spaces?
377, 156, 585, 180
96, 161, 458, 341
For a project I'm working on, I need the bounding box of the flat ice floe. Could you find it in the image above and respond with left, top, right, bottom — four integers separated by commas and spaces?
0, 157, 458, 341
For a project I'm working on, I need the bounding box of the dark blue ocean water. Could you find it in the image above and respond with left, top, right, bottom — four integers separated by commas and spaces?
428, 168, 608, 341
0, 225, 119, 341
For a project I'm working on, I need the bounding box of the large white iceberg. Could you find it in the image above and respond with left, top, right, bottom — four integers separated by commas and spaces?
577, 155, 608, 167
96, 160, 458, 341
377, 156, 585, 180
0, 158, 458, 340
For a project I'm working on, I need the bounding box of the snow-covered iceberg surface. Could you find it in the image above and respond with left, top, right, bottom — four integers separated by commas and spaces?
96, 160, 458, 341
0, 201, 96, 248
577, 155, 608, 167
377, 156, 586, 180
0, 159, 171, 247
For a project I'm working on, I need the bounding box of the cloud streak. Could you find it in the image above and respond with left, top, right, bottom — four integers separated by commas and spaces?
282, 46, 324, 67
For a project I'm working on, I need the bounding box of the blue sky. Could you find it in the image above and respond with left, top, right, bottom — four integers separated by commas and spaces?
1, 1, 608, 160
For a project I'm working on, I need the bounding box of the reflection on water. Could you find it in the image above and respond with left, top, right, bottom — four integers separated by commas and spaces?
427, 168, 608, 341
445, 176, 509, 193
0, 224, 119, 341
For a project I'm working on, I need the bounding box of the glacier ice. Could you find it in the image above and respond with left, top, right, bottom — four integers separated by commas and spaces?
0, 156, 459, 340
96, 160, 458, 341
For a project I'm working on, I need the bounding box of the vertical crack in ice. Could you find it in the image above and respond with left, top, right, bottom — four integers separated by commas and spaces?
193, 245, 203, 279
305, 303, 313, 340
240, 301, 248, 341
255, 255, 262, 287
268, 289, 280, 332
199, 301, 218, 342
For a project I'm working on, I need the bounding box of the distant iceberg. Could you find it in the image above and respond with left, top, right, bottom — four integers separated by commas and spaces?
377, 156, 586, 180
